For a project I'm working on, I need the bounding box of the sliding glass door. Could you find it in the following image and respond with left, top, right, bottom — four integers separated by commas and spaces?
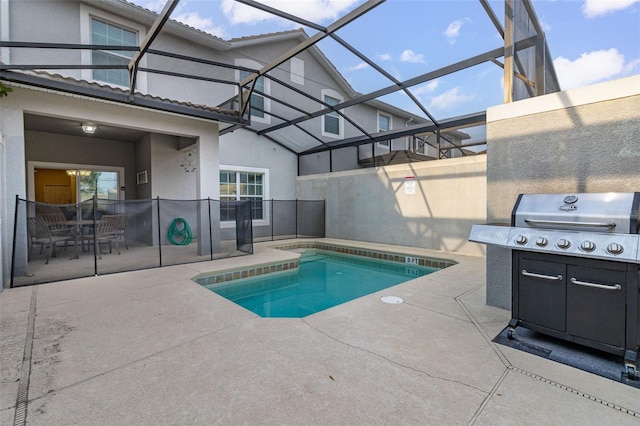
75, 170, 119, 201
29, 162, 124, 205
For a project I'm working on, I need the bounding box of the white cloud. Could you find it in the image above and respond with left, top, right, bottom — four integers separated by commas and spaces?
427, 87, 473, 111
553, 48, 627, 89
400, 49, 426, 64
346, 62, 369, 71
443, 19, 466, 44
412, 80, 439, 95
221, 0, 361, 26
582, 0, 640, 18
174, 12, 227, 37
539, 19, 551, 32
377, 53, 392, 62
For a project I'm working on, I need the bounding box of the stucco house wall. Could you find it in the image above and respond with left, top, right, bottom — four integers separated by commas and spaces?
485, 75, 640, 309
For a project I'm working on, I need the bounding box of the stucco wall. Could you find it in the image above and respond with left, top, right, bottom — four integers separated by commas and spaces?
485, 75, 640, 309
296, 156, 487, 256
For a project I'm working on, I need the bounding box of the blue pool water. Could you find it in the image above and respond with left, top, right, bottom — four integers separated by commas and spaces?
206, 251, 437, 318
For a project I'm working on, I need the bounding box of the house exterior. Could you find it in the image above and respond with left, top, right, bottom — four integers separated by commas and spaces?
0, 0, 455, 286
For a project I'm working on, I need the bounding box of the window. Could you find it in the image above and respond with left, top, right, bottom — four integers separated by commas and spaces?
321, 89, 343, 138
220, 170, 265, 223
91, 18, 137, 87
236, 59, 270, 124
239, 69, 265, 119
324, 95, 340, 135
378, 112, 392, 147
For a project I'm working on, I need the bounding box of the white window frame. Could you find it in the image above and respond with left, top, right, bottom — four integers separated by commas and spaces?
235, 58, 271, 124
377, 111, 392, 148
80, 4, 147, 92
219, 165, 269, 228
321, 88, 344, 138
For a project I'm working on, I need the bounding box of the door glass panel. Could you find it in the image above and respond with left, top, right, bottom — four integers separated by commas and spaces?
79, 170, 119, 201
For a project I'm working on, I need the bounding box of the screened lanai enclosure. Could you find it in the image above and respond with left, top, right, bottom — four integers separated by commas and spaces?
1, 0, 559, 285
1, 0, 560, 170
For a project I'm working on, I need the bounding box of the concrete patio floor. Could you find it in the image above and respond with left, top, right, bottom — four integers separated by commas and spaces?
2, 239, 639, 425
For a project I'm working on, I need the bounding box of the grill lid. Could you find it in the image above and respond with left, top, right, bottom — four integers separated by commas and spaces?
512, 193, 640, 234
470, 192, 640, 263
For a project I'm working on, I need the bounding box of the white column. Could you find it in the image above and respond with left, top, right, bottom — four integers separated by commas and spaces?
195, 126, 220, 254
1, 101, 28, 285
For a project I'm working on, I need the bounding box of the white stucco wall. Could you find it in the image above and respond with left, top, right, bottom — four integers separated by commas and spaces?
296, 156, 487, 256
219, 128, 297, 200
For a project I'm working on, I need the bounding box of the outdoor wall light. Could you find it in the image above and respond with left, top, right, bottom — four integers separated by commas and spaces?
81, 122, 98, 134
66, 170, 91, 177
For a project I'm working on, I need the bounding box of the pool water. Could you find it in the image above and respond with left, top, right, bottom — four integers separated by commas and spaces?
206, 251, 437, 318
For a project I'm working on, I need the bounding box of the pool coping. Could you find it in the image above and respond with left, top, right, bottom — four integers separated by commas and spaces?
193, 240, 457, 287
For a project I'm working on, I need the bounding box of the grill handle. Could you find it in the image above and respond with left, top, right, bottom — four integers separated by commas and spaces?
524, 219, 616, 229
570, 278, 621, 291
522, 270, 563, 281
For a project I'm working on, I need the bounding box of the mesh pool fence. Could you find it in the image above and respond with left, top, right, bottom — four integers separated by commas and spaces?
10, 197, 324, 287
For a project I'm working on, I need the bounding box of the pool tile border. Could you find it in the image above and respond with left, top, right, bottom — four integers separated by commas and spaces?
194, 241, 456, 287
194, 260, 299, 287
274, 242, 457, 270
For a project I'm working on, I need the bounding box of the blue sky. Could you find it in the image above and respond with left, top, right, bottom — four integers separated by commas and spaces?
133, 0, 640, 122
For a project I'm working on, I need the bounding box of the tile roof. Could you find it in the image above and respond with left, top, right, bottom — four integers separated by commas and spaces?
15, 70, 239, 118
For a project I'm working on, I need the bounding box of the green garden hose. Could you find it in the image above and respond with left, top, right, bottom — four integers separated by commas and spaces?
167, 217, 192, 245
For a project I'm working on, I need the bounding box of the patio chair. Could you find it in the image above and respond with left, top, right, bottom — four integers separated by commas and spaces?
115, 214, 129, 249
27, 216, 74, 264
39, 212, 68, 231
93, 214, 121, 258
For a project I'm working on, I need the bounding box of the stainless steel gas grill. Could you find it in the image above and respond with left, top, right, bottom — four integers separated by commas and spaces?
470, 192, 640, 380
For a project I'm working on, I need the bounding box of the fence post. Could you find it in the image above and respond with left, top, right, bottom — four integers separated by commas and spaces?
271, 199, 274, 241
157, 196, 162, 267
295, 199, 299, 239
323, 199, 326, 238
207, 197, 213, 260
9, 195, 20, 288
93, 196, 98, 276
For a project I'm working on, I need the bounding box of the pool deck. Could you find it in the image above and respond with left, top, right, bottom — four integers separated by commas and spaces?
2, 238, 639, 425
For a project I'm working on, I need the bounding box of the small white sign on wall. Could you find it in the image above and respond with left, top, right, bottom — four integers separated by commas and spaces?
404, 176, 416, 195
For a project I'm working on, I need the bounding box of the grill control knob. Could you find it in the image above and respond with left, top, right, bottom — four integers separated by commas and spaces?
556, 239, 571, 249
535, 237, 548, 247
515, 235, 528, 245
580, 241, 596, 252
607, 242, 624, 255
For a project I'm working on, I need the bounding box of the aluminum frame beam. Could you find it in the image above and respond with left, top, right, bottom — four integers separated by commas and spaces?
300, 111, 486, 155
260, 45, 505, 136
236, 0, 385, 115
128, 0, 180, 95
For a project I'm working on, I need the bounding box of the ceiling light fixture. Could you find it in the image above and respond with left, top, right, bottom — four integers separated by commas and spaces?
81, 122, 97, 134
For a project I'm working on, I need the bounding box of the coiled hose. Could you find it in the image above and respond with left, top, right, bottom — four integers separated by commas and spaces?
167, 217, 192, 245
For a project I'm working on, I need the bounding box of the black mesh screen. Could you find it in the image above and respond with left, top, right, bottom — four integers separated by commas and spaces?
235, 200, 253, 254
10, 197, 324, 286
297, 200, 326, 238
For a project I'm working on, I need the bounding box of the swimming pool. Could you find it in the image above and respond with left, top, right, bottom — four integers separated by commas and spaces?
204, 250, 438, 318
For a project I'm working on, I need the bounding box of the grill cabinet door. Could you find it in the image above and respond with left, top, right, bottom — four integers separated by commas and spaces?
517, 258, 566, 332
566, 266, 626, 348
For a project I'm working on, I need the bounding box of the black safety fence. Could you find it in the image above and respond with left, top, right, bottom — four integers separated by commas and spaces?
10, 197, 325, 287
250, 200, 326, 242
